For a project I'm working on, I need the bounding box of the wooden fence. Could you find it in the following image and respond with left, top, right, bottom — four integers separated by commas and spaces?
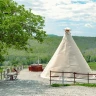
0, 65, 24, 80
50, 71, 96, 85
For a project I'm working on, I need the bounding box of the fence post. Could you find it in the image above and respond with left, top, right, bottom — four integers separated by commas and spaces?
50, 71, 51, 85
7, 68, 10, 73
3, 71, 6, 79
88, 73, 89, 84
1, 72, 2, 80
74, 72, 76, 84
62, 72, 64, 85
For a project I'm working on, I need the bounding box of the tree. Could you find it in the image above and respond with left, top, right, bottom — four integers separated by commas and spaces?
0, 0, 46, 62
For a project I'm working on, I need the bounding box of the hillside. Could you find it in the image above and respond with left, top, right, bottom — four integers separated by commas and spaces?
4, 35, 96, 65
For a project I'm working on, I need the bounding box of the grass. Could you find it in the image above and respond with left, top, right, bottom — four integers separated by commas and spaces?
51, 83, 70, 87
76, 83, 96, 87
88, 62, 96, 70
51, 83, 96, 87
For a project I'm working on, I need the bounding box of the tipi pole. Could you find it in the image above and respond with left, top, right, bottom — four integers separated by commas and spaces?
37, 56, 40, 64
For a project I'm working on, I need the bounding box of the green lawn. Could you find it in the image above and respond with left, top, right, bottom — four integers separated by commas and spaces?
51, 83, 96, 87
88, 62, 96, 70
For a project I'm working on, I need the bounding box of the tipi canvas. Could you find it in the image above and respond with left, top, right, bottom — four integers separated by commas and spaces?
41, 28, 91, 79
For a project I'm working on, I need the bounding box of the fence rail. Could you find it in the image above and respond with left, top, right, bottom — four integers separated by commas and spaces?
50, 71, 96, 85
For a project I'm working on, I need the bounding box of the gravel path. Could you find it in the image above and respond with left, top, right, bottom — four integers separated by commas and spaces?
0, 69, 96, 96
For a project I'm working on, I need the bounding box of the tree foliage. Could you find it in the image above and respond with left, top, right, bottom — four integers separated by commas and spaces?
0, 0, 46, 62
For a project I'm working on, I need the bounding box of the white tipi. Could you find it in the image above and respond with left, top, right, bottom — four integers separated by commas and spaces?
41, 28, 91, 78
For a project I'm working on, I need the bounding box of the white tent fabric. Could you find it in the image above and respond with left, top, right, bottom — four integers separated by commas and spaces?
41, 28, 92, 79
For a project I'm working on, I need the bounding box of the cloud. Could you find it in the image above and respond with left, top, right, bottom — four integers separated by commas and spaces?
71, 30, 84, 36
14, 0, 96, 22
85, 23, 93, 28
13, 0, 96, 36
40, 1, 96, 22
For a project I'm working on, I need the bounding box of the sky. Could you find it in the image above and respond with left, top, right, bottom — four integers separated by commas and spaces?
14, 0, 96, 37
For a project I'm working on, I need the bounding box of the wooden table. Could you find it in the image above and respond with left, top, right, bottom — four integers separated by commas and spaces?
6, 72, 17, 80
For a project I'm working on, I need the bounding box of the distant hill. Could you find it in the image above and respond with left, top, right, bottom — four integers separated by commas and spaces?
6, 35, 96, 65
73, 36, 96, 51
47, 34, 58, 37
